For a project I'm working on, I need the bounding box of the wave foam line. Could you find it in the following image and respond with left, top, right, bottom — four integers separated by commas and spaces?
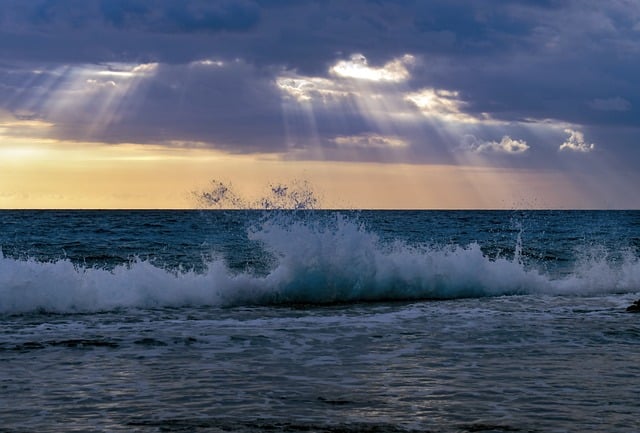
2, 215, 640, 314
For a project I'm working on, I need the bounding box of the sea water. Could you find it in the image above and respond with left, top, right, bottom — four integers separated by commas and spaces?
1, 210, 639, 432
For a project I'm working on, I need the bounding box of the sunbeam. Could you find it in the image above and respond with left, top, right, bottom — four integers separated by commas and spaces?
67, 63, 156, 140
1, 0, 638, 209
8, 62, 158, 143
271, 49, 640, 209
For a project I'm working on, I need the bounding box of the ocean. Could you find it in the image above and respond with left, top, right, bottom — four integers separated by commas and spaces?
1, 210, 639, 432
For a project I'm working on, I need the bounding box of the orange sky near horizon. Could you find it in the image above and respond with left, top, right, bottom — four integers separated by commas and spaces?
0, 137, 599, 210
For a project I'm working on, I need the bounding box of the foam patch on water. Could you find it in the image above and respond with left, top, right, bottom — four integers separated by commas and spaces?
1, 213, 640, 314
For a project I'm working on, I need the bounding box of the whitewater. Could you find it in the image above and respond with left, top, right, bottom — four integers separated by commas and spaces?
1, 210, 640, 432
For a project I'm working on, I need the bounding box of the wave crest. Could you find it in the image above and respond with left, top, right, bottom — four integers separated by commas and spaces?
1, 214, 639, 314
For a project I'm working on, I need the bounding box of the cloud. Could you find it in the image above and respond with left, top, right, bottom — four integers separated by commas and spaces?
2, 0, 261, 34
461, 135, 530, 154
276, 75, 349, 103
330, 53, 414, 82
0, 59, 291, 152
559, 129, 595, 152
276, 53, 415, 102
405, 88, 489, 124
1, 0, 639, 173
588, 96, 631, 111
331, 134, 408, 149
0, 109, 54, 138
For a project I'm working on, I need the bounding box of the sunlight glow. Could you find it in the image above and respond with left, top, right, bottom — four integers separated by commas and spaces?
330, 54, 414, 82
12, 62, 160, 141
97, 62, 158, 78
332, 134, 408, 149
273, 51, 606, 210
0, 118, 54, 129
0, 146, 47, 160
276, 53, 416, 103
0, 131, 629, 209
0, 113, 55, 140
276, 76, 349, 102
190, 59, 226, 67
405, 88, 486, 124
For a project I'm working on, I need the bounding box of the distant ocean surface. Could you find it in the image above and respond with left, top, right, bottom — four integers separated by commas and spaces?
1, 210, 640, 432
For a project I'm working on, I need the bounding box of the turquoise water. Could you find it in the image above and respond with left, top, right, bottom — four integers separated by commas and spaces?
1, 210, 639, 432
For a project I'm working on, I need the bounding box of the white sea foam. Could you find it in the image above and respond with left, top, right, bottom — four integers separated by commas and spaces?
1, 214, 639, 314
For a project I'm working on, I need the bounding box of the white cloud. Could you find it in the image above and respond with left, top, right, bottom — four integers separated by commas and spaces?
275, 76, 348, 102
276, 53, 415, 104
277, 54, 490, 130
330, 53, 414, 82
331, 134, 408, 149
559, 128, 595, 152
588, 96, 631, 111
86, 79, 117, 88
96, 62, 158, 78
405, 88, 489, 124
190, 59, 226, 68
461, 135, 530, 154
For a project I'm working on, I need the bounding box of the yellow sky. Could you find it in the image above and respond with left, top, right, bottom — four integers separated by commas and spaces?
0, 135, 596, 209
0, 58, 630, 210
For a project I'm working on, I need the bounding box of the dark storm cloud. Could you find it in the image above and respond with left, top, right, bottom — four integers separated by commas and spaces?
1, 0, 260, 33
0, 0, 639, 168
0, 0, 262, 64
38, 61, 291, 152
99, 0, 260, 33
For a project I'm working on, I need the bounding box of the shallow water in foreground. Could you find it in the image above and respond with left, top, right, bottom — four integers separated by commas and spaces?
2, 295, 640, 432
1, 210, 640, 432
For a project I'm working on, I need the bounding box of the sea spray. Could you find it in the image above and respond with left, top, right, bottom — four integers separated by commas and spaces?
251, 212, 547, 302
2, 211, 640, 315
194, 179, 320, 210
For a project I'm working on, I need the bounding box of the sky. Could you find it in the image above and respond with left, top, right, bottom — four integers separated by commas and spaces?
1, 0, 639, 209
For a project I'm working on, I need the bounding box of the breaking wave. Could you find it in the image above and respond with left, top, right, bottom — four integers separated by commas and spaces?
2, 213, 640, 315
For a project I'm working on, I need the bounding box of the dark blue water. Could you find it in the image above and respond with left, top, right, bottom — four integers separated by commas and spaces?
2, 209, 639, 275
1, 210, 639, 432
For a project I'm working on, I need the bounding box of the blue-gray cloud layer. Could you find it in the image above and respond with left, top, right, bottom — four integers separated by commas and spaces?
1, 0, 639, 169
